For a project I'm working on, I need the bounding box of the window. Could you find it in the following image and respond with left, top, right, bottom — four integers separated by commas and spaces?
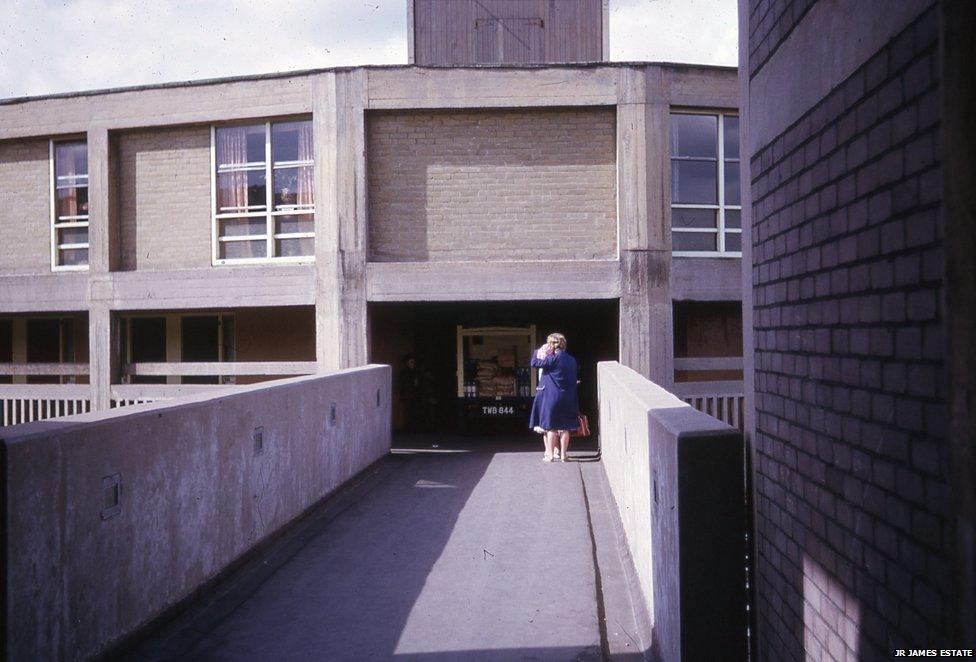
212, 120, 314, 264
670, 113, 741, 256
51, 141, 90, 269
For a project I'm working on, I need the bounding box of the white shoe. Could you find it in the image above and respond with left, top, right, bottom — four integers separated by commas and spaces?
553, 448, 561, 460
543, 454, 553, 462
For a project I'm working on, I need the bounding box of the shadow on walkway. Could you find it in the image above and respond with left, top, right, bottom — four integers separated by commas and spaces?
124, 437, 629, 661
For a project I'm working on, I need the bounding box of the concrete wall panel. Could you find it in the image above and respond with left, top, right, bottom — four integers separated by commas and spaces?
1, 365, 392, 661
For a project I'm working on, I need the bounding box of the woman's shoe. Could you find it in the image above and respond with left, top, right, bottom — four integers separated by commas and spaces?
553, 448, 561, 460
543, 454, 553, 462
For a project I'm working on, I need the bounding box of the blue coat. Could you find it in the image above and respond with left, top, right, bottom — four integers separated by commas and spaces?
528, 350, 580, 431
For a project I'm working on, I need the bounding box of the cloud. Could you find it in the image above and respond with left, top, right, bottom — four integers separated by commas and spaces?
0, 0, 738, 100
610, 0, 738, 66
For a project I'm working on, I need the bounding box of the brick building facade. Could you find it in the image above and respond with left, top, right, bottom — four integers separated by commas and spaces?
0, 1, 744, 436
741, 0, 974, 657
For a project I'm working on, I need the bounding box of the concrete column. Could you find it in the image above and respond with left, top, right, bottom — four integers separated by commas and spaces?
166, 315, 181, 385
616, 67, 673, 387
11, 318, 26, 385
86, 126, 120, 409
313, 71, 369, 373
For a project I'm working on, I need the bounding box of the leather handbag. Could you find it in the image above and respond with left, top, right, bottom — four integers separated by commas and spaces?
572, 414, 591, 437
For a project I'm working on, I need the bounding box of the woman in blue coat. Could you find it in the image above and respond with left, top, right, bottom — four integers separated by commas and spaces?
529, 332, 580, 462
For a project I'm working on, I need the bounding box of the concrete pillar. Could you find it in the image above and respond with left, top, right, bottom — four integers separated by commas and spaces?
86, 126, 120, 409
616, 67, 673, 387
166, 315, 181, 385
11, 318, 26, 385
313, 71, 369, 373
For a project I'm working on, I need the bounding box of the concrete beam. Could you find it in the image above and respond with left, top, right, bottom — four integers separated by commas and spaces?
0, 76, 313, 140
670, 257, 743, 301
100, 265, 316, 310
122, 361, 317, 377
0, 274, 89, 313
365, 260, 621, 302
365, 66, 619, 109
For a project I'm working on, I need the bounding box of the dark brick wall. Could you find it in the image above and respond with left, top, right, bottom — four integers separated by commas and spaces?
748, 0, 818, 78
749, 5, 952, 659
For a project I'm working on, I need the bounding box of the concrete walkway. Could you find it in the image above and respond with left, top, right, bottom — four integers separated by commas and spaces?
128, 443, 650, 661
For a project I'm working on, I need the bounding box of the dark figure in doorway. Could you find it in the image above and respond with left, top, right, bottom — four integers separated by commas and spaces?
529, 333, 580, 461
399, 355, 422, 432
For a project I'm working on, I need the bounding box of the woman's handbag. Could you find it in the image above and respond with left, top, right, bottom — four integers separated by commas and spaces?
572, 414, 591, 437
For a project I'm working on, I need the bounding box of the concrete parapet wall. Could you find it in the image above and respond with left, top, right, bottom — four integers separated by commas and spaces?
597, 361, 746, 661
1, 364, 392, 661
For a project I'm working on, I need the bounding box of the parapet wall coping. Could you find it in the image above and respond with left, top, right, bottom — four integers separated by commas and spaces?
0, 364, 390, 446
597, 360, 738, 439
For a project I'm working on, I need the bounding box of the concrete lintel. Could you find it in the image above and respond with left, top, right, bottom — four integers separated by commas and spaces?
365, 260, 621, 302
0, 274, 89, 313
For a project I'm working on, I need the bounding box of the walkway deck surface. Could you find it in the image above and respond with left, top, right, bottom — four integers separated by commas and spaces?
128, 438, 650, 661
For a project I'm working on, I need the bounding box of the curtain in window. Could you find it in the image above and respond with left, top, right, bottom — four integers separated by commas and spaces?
216, 127, 248, 211
297, 122, 314, 207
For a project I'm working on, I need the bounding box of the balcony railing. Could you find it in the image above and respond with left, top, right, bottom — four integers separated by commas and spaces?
671, 379, 745, 430
1, 361, 317, 427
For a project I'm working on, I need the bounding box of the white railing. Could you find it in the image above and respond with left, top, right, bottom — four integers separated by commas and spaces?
0, 385, 92, 427
1, 384, 241, 427
671, 380, 745, 430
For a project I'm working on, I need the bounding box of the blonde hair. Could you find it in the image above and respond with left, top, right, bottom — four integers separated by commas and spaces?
546, 333, 567, 350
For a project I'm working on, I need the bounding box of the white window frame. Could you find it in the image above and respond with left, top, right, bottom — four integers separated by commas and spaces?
50, 140, 90, 272
670, 111, 742, 258
210, 120, 315, 266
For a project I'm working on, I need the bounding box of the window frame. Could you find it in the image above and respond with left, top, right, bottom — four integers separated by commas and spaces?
669, 111, 742, 258
50, 139, 91, 272
210, 119, 315, 266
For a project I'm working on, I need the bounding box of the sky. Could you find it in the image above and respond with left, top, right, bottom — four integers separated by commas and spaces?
0, 0, 738, 100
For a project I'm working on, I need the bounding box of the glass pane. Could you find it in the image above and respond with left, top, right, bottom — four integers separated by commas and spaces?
725, 232, 742, 252
671, 208, 716, 229
219, 240, 267, 260
56, 186, 89, 218
275, 237, 314, 257
725, 209, 741, 228
723, 116, 739, 159
673, 232, 716, 252
671, 114, 717, 158
216, 170, 266, 212
55, 142, 88, 179
273, 166, 314, 209
724, 162, 741, 205
57, 227, 88, 246
215, 124, 265, 167
272, 120, 313, 163
275, 214, 314, 235
59, 247, 89, 266
672, 160, 717, 204
219, 217, 266, 237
